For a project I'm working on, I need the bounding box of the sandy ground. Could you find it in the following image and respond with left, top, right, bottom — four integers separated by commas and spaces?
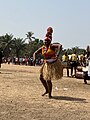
0, 63, 90, 120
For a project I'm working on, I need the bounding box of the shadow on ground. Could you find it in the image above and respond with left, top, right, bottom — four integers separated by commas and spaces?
52, 96, 87, 103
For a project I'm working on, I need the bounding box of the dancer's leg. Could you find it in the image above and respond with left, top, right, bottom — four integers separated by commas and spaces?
47, 80, 52, 98
40, 74, 48, 96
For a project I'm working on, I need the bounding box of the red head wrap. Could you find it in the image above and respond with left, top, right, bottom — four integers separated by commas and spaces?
44, 27, 53, 41
47, 27, 53, 33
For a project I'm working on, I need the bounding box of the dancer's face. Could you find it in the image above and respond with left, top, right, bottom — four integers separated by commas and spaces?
44, 39, 51, 47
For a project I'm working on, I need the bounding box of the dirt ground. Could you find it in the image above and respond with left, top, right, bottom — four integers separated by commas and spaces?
0, 63, 90, 120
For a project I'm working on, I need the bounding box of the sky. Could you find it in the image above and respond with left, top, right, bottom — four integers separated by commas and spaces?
0, 0, 90, 49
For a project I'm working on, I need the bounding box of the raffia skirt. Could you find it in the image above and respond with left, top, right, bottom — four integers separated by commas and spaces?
40, 59, 63, 81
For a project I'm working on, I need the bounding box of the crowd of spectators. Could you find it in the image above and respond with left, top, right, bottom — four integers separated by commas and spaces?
2, 56, 43, 66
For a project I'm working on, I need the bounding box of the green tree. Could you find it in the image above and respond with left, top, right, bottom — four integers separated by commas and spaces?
27, 38, 43, 57
0, 33, 14, 57
25, 32, 34, 43
12, 38, 26, 57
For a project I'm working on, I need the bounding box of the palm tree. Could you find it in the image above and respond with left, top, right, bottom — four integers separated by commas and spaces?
0, 33, 14, 57
13, 38, 26, 57
25, 32, 34, 43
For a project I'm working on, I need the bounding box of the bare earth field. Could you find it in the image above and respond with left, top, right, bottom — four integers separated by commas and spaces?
0, 63, 90, 120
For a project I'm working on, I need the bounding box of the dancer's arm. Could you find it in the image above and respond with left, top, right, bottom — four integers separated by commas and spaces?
52, 43, 62, 57
33, 47, 42, 62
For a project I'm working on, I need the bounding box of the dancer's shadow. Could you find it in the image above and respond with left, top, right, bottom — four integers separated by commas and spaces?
0, 72, 12, 74
84, 83, 90, 85
52, 96, 87, 103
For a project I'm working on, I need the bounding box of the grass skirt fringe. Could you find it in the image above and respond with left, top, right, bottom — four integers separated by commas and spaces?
40, 59, 63, 81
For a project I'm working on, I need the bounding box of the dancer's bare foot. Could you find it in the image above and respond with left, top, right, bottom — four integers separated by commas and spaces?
42, 91, 48, 96
49, 95, 52, 99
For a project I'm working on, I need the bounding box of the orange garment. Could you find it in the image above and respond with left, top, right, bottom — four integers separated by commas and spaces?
42, 45, 55, 59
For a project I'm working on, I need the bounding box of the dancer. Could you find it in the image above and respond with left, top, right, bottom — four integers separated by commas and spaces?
33, 27, 63, 98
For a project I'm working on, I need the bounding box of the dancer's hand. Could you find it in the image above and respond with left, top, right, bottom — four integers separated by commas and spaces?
33, 59, 36, 66
33, 53, 36, 66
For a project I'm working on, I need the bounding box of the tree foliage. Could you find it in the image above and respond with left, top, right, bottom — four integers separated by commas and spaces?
0, 32, 85, 59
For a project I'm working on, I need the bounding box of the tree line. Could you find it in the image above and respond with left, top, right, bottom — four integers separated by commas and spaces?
0, 32, 85, 59
0, 32, 43, 59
